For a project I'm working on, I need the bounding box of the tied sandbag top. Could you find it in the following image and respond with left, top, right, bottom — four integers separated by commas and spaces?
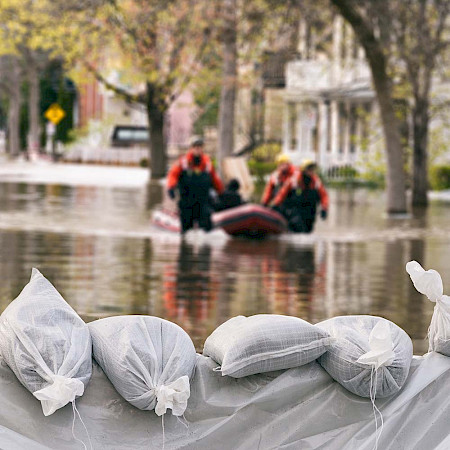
406, 261, 450, 355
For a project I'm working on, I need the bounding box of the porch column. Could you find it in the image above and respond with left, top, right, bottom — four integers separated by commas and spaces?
318, 101, 329, 170
296, 102, 303, 154
343, 101, 351, 163
330, 100, 339, 163
283, 102, 290, 153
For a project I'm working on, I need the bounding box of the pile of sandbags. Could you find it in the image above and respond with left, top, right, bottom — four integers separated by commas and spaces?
0, 269, 199, 449
0, 269, 419, 409
0, 262, 447, 448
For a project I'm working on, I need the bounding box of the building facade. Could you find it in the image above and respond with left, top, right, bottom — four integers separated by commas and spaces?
282, 16, 378, 172
282, 15, 450, 174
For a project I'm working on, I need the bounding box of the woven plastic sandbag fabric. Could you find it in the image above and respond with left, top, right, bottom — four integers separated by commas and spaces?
0, 268, 92, 416
89, 315, 197, 416
203, 314, 332, 378
316, 315, 413, 398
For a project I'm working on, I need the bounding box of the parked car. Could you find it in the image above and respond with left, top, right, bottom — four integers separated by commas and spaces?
111, 125, 149, 147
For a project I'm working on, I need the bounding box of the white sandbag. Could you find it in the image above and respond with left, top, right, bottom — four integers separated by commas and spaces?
203, 314, 332, 378
406, 260, 450, 355
0, 268, 92, 416
317, 315, 413, 398
88, 315, 196, 416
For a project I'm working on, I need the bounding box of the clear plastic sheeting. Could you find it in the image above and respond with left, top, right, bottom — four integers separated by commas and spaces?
0, 352, 450, 449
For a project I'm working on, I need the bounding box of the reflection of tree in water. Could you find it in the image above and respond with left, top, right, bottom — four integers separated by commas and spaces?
0, 230, 28, 310
384, 207, 428, 353
145, 181, 164, 210
216, 239, 319, 322
279, 244, 316, 320
163, 241, 215, 350
219, 239, 284, 316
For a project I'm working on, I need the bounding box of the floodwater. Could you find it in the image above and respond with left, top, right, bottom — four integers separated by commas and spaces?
1, 163, 449, 354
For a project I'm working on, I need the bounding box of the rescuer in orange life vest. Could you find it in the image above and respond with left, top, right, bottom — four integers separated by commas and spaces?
270, 159, 329, 233
167, 139, 224, 234
261, 153, 296, 211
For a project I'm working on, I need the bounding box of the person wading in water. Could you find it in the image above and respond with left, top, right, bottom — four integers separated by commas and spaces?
261, 154, 296, 217
271, 159, 329, 233
167, 139, 224, 234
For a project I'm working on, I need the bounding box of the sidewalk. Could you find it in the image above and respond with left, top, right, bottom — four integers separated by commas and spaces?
0, 160, 151, 188
1, 157, 450, 201
429, 190, 450, 202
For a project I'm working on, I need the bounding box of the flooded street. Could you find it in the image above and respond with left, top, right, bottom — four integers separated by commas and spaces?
1, 163, 449, 354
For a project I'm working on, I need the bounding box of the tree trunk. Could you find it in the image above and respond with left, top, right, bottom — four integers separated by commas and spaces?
7, 96, 21, 156
146, 82, 167, 179
330, 0, 407, 214
371, 68, 407, 213
412, 98, 429, 206
27, 60, 41, 155
7, 62, 22, 156
217, 0, 237, 168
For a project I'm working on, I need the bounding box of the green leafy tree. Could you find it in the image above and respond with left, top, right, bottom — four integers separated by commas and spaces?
75, 0, 216, 178
0, 0, 81, 155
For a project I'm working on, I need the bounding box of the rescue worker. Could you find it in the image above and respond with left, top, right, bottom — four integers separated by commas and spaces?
215, 178, 244, 211
167, 139, 224, 234
261, 154, 296, 214
271, 159, 329, 233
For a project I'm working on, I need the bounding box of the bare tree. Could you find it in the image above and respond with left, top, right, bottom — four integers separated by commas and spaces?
330, 0, 408, 214
331, 0, 450, 211
391, 0, 449, 206
217, 0, 238, 165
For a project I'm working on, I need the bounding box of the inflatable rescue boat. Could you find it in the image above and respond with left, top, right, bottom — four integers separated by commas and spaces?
151, 203, 287, 237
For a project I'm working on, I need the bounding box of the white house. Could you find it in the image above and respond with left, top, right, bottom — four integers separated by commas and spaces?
282, 16, 450, 173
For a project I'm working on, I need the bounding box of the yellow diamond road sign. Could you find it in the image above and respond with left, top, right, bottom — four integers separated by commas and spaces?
44, 103, 66, 125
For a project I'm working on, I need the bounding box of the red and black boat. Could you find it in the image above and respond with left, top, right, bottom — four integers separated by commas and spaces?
151, 203, 287, 238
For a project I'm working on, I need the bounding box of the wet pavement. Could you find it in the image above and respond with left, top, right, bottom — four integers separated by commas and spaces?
1, 161, 450, 353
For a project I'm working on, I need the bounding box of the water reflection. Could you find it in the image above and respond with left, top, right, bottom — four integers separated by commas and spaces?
162, 241, 216, 349
0, 179, 449, 354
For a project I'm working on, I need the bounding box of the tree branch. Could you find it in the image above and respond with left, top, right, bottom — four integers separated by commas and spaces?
84, 61, 145, 104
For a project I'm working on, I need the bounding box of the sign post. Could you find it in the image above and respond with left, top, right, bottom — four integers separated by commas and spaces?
44, 103, 66, 159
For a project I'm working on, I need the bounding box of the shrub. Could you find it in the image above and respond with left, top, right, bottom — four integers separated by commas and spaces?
247, 160, 277, 181
250, 142, 282, 163
247, 142, 281, 182
430, 165, 450, 191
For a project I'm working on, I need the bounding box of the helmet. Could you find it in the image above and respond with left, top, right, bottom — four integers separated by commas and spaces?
227, 178, 240, 191
191, 138, 204, 148
301, 159, 317, 170
276, 153, 291, 165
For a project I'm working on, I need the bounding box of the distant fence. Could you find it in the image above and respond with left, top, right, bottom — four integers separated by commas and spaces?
62, 146, 149, 166
324, 164, 358, 181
